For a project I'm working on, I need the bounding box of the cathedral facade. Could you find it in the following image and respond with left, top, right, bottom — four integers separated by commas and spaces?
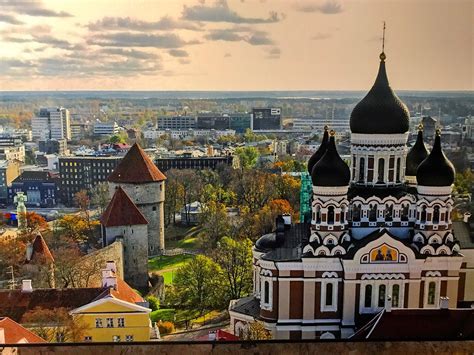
229, 51, 465, 339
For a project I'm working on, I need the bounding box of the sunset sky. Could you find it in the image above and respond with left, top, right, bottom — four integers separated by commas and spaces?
0, 0, 472, 91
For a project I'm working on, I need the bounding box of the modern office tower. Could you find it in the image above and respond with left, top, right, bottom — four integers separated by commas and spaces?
93, 121, 120, 136
251, 108, 282, 130
32, 107, 71, 141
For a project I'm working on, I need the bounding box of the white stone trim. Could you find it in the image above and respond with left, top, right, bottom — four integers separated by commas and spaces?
417, 185, 452, 195
321, 279, 338, 312
313, 186, 348, 195
351, 133, 408, 145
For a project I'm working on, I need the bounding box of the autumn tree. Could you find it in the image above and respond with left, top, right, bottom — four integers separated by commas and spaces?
91, 183, 110, 215
23, 307, 89, 342
233, 169, 276, 213
17, 212, 49, 240
56, 215, 97, 244
163, 169, 185, 226
199, 201, 231, 248
171, 255, 223, 314
212, 237, 253, 302
166, 169, 202, 225
235, 146, 259, 169
244, 321, 272, 340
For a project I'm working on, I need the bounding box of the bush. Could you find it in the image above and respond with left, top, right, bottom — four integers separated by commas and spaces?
145, 295, 160, 311
150, 309, 175, 323
157, 320, 175, 334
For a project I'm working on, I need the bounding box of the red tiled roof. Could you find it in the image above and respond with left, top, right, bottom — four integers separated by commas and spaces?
107, 143, 166, 183
100, 186, 148, 227
0, 317, 46, 343
93, 278, 145, 304
26, 234, 54, 263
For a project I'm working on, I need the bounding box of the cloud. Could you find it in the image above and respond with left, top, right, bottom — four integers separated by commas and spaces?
179, 58, 191, 65
224, 52, 232, 57
182, 0, 282, 24
168, 49, 189, 57
311, 32, 332, 40
205, 29, 243, 41
0, 14, 23, 25
293, 0, 343, 14
246, 31, 274, 45
88, 16, 202, 31
100, 48, 158, 60
265, 47, 280, 59
32, 35, 72, 49
1, 0, 73, 17
87, 32, 194, 48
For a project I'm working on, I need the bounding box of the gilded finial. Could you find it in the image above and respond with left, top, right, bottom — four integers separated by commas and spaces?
324, 125, 329, 131
418, 123, 424, 131
435, 128, 441, 136
329, 129, 336, 137
380, 21, 386, 62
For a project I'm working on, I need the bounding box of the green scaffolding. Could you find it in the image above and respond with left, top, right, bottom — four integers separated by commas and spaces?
299, 172, 312, 223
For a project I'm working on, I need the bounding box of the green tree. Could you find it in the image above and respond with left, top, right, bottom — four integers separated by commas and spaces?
199, 201, 231, 248
172, 255, 223, 314
91, 183, 110, 215
212, 237, 253, 302
235, 146, 259, 169
109, 132, 127, 144
145, 295, 160, 312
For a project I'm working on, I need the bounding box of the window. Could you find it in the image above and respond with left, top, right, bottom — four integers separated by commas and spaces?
364, 285, 372, 308
392, 285, 400, 307
84, 336, 92, 342
352, 205, 361, 222
316, 206, 321, 223
113, 335, 121, 342
378, 284, 386, 307
401, 204, 409, 221
427, 282, 436, 305
384, 205, 393, 221
118, 318, 125, 328
359, 157, 365, 182
369, 205, 377, 222
367, 156, 374, 182
125, 335, 134, 342
377, 158, 385, 183
327, 206, 335, 224
421, 206, 427, 223
396, 157, 401, 182
325, 283, 333, 306
95, 318, 103, 328
341, 207, 345, 223
433, 206, 440, 223
264, 281, 270, 304
107, 318, 114, 328
388, 156, 395, 182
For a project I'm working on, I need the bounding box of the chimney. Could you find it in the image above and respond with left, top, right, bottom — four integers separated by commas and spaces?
439, 296, 449, 309
102, 269, 117, 290
385, 295, 392, 312
276, 215, 285, 244
21, 280, 33, 293
106, 261, 117, 274
463, 212, 471, 223
0, 328, 5, 344
282, 214, 292, 227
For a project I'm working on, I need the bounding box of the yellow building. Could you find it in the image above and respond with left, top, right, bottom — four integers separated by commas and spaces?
70, 296, 151, 342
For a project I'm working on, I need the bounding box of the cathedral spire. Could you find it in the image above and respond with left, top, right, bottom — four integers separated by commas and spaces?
380, 21, 386, 62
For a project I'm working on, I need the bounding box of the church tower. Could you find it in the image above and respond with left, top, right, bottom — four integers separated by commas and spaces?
108, 143, 166, 254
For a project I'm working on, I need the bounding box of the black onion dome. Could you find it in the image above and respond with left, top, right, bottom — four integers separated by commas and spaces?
406, 128, 429, 176
307, 127, 329, 174
350, 53, 410, 134
417, 132, 455, 186
311, 132, 350, 186
255, 233, 278, 251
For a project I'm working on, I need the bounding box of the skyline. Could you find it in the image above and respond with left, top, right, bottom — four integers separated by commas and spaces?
0, 0, 472, 91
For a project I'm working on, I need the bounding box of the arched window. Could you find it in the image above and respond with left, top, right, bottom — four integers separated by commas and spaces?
316, 206, 321, 223
264, 281, 270, 304
377, 158, 385, 183
341, 207, 345, 223
328, 206, 335, 225
445, 209, 450, 223
384, 205, 393, 221
364, 285, 372, 308
401, 204, 409, 221
378, 284, 386, 307
359, 157, 365, 182
421, 206, 427, 223
433, 206, 440, 223
392, 285, 400, 308
427, 282, 436, 305
352, 205, 361, 222
396, 157, 401, 182
369, 205, 377, 221
325, 283, 333, 306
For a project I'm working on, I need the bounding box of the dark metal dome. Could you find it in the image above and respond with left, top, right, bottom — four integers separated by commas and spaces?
417, 132, 455, 186
307, 126, 329, 174
311, 133, 350, 186
406, 127, 429, 176
350, 53, 410, 134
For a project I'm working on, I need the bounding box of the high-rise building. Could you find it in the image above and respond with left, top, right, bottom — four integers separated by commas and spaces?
251, 108, 282, 130
93, 121, 120, 136
32, 107, 71, 141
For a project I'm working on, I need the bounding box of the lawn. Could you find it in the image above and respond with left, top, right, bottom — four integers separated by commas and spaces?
148, 254, 194, 285
165, 225, 202, 249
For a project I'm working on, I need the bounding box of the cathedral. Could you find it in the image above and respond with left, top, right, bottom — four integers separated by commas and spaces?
229, 50, 467, 339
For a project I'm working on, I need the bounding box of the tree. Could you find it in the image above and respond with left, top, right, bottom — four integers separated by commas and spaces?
23, 307, 89, 343
171, 255, 223, 314
56, 215, 98, 244
166, 169, 202, 225
145, 295, 160, 312
91, 183, 110, 215
233, 169, 275, 213
109, 132, 127, 144
17, 212, 49, 239
244, 321, 272, 340
212, 237, 253, 302
164, 170, 185, 226
199, 201, 231, 248
235, 146, 259, 169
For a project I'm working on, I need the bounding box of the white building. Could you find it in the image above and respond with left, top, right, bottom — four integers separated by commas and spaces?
32, 107, 71, 141
93, 121, 120, 136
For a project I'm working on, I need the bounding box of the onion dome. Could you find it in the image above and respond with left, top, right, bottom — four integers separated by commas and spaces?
350, 52, 410, 134
307, 126, 329, 174
417, 130, 455, 186
406, 124, 429, 176
311, 131, 350, 186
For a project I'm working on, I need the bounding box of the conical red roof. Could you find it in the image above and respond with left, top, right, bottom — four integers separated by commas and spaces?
100, 186, 148, 227
107, 143, 166, 183
26, 234, 54, 263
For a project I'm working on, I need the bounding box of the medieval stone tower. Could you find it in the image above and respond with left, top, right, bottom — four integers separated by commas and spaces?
107, 143, 166, 254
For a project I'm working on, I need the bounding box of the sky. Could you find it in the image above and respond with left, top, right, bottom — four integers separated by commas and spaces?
0, 0, 472, 91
